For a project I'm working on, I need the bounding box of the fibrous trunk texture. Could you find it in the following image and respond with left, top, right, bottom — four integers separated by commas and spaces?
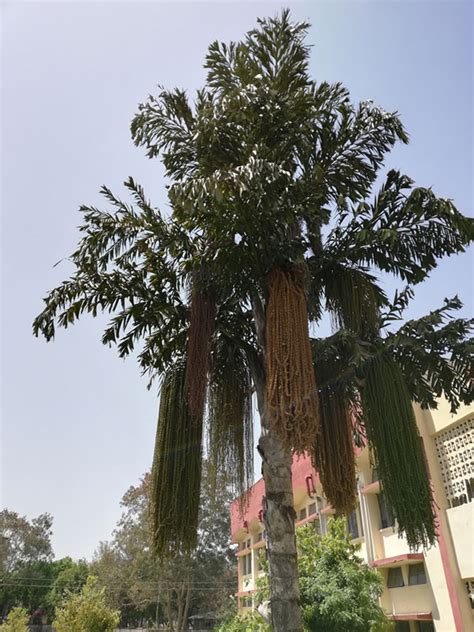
185, 283, 216, 419
362, 353, 436, 549
312, 386, 357, 514
150, 362, 203, 557
265, 265, 320, 453
256, 379, 303, 632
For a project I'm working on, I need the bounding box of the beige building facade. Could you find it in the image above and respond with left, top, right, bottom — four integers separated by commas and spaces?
230, 403, 474, 631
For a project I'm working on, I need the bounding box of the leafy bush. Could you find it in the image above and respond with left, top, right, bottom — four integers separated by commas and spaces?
217, 609, 271, 632
246, 519, 392, 631
298, 519, 392, 632
0, 607, 29, 632
53, 575, 120, 632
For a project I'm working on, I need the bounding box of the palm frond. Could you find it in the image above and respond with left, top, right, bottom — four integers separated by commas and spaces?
385, 297, 474, 411
206, 9, 311, 95
309, 258, 387, 336
131, 88, 197, 179
306, 102, 408, 206
32, 182, 188, 378
327, 170, 474, 283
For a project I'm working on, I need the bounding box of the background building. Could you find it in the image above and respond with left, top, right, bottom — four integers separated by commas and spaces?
230, 403, 474, 632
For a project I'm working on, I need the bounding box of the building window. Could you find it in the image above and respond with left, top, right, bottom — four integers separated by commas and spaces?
466, 580, 474, 609
409, 563, 427, 586
255, 531, 263, 543
378, 492, 395, 529
394, 622, 410, 632
387, 567, 404, 588
246, 538, 251, 549
415, 622, 435, 632
308, 502, 317, 515
347, 509, 359, 539
300, 507, 307, 521
241, 553, 252, 576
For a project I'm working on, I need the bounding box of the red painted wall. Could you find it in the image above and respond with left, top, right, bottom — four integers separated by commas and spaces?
230, 453, 317, 539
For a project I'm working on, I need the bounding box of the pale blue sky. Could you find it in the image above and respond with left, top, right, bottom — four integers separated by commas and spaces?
1, 1, 472, 560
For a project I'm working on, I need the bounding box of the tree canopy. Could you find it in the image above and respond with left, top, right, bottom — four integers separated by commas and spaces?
92, 463, 235, 630
0, 555, 88, 621
0, 510, 53, 574
0, 510, 60, 621
298, 520, 390, 632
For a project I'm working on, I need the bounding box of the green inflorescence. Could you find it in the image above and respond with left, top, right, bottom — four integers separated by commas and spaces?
362, 353, 436, 550
150, 361, 203, 558
207, 337, 254, 502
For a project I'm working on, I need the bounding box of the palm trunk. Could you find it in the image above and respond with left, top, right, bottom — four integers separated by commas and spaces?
256, 389, 303, 631
248, 295, 303, 632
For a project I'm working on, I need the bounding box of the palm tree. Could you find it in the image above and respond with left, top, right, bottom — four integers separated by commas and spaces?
33, 11, 473, 632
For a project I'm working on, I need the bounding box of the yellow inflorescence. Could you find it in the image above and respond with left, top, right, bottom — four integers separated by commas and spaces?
265, 266, 320, 453
312, 387, 357, 514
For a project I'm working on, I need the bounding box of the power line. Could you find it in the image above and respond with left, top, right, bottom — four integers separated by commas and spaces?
0, 576, 236, 585
0, 583, 237, 594
0, 580, 237, 589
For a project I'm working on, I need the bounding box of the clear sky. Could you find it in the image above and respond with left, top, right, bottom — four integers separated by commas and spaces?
1, 1, 472, 561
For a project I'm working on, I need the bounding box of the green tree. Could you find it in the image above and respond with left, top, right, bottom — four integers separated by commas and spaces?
0, 607, 29, 632
298, 520, 390, 632
0, 555, 88, 621
0, 511, 55, 619
253, 520, 390, 631
0, 560, 52, 620
33, 10, 473, 632
53, 576, 120, 632
0, 510, 53, 573
92, 464, 235, 630
46, 557, 89, 612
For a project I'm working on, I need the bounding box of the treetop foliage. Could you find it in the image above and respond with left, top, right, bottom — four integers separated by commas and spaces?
33, 10, 473, 385
33, 9, 473, 553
